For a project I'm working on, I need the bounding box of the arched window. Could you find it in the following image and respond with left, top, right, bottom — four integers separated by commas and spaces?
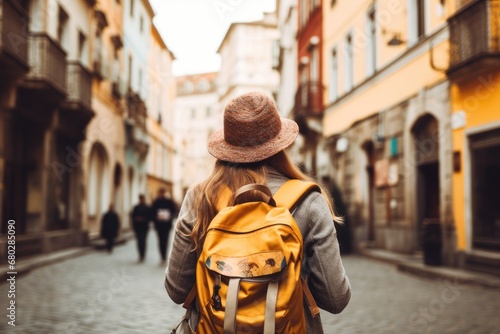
87, 143, 109, 216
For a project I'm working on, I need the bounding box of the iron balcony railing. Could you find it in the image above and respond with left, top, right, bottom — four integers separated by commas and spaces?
1, 0, 29, 67
126, 89, 147, 130
448, 0, 500, 75
66, 62, 92, 111
26, 33, 67, 95
294, 81, 324, 119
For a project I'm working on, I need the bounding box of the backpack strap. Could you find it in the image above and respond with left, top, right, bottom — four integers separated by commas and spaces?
263, 281, 279, 334
302, 278, 320, 318
223, 278, 241, 334
273, 180, 321, 211
182, 285, 197, 309
274, 180, 322, 319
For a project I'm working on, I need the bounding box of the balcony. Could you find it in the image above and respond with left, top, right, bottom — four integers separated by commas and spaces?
294, 81, 324, 117
61, 62, 93, 122
0, 0, 29, 77
447, 0, 500, 79
294, 82, 324, 134
111, 78, 126, 99
126, 90, 147, 129
125, 90, 149, 155
24, 33, 67, 97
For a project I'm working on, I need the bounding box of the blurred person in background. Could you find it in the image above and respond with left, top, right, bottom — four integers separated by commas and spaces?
100, 204, 120, 253
151, 188, 178, 266
131, 194, 151, 263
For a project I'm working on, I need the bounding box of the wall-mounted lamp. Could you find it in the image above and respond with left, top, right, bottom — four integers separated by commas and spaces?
387, 33, 405, 47
336, 137, 349, 153
309, 35, 320, 46
300, 56, 309, 65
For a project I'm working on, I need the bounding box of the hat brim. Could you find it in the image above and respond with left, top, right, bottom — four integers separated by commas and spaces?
207, 118, 299, 163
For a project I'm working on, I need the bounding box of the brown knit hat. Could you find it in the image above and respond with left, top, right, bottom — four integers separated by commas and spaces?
208, 92, 299, 163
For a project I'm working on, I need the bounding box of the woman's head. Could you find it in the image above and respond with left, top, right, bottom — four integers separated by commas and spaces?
187, 92, 342, 251
207, 92, 299, 164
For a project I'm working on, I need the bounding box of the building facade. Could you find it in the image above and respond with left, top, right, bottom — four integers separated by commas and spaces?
322, 0, 455, 263
447, 0, 500, 273
145, 24, 176, 203
0, 0, 176, 259
173, 72, 219, 201
216, 12, 280, 109
82, 0, 127, 237
275, 0, 298, 118
1, 0, 95, 257
121, 0, 154, 227
294, 0, 324, 176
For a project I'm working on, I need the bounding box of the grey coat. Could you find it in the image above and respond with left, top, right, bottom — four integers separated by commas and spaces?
165, 170, 351, 333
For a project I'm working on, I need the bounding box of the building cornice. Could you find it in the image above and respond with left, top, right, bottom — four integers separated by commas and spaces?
217, 20, 278, 54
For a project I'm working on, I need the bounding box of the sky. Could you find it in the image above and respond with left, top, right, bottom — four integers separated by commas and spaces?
150, 0, 276, 76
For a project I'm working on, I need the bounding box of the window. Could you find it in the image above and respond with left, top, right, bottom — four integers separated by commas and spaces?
300, 66, 308, 107
272, 40, 280, 70
310, 46, 319, 82
300, 0, 307, 29
138, 68, 143, 96
94, 31, 103, 70
191, 109, 196, 119
366, 6, 377, 76
437, 0, 446, 17
417, 0, 426, 38
408, 0, 427, 44
183, 81, 194, 93
198, 79, 210, 92
128, 55, 133, 90
140, 16, 144, 33
312, 0, 320, 11
57, 6, 69, 48
206, 107, 211, 117
344, 33, 354, 92
130, 0, 134, 17
78, 31, 87, 65
112, 45, 120, 83
329, 48, 338, 102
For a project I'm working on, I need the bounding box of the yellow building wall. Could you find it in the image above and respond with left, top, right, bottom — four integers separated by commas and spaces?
451, 70, 500, 250
323, 41, 447, 136
322, 0, 450, 106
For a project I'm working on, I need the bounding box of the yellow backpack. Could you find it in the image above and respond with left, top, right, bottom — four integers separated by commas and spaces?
189, 180, 321, 334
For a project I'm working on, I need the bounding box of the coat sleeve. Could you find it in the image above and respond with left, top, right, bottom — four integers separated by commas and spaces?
165, 189, 198, 304
296, 192, 351, 314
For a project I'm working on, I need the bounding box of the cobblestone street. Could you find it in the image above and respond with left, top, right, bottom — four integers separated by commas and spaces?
2, 231, 500, 334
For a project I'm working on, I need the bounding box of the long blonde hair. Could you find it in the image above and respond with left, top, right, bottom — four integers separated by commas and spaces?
190, 151, 342, 251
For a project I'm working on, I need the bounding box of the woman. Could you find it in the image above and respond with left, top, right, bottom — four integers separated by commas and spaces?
166, 92, 351, 333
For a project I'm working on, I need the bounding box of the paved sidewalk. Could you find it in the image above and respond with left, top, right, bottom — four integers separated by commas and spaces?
0, 232, 134, 282
1, 235, 500, 333
359, 247, 500, 289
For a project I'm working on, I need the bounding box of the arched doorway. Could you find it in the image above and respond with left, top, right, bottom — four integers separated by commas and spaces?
412, 115, 440, 243
87, 143, 110, 232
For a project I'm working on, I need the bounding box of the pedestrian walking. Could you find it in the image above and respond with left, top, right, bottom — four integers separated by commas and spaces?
100, 204, 120, 253
151, 188, 178, 266
131, 194, 150, 263
165, 92, 351, 333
